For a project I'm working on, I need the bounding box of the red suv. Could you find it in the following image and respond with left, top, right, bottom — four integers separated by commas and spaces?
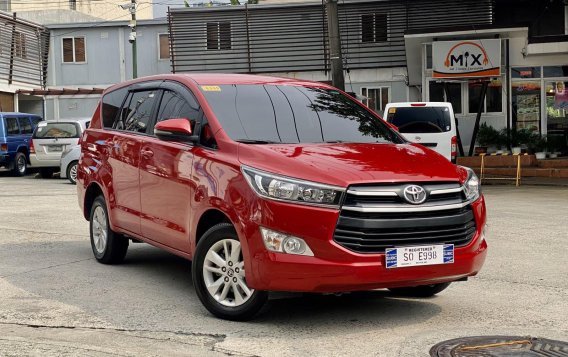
78, 74, 487, 320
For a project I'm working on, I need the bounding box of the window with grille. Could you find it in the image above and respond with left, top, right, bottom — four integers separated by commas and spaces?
69, 0, 76, 10
206, 22, 231, 50
14, 31, 26, 58
62, 37, 86, 63
361, 14, 387, 43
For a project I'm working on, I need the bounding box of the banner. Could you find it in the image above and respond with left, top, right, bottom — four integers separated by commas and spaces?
432, 39, 501, 79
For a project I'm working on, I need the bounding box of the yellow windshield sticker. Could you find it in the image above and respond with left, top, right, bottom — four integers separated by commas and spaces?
201, 86, 221, 92
388, 107, 397, 114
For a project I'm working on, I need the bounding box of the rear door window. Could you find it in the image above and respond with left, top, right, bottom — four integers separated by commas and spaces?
386, 107, 452, 133
18, 117, 33, 134
34, 123, 80, 139
116, 90, 158, 134
5, 118, 19, 135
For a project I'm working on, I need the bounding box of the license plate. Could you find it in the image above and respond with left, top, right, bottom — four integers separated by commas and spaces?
385, 244, 454, 269
49, 146, 63, 152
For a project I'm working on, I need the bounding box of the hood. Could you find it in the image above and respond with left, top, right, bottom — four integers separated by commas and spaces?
238, 143, 464, 187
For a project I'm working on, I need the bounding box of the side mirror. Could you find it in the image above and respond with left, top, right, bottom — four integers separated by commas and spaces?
154, 118, 198, 142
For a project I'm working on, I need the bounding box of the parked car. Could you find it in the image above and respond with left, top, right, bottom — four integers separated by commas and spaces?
30, 118, 90, 178
78, 74, 487, 321
60, 145, 81, 184
0, 112, 43, 176
382, 102, 458, 162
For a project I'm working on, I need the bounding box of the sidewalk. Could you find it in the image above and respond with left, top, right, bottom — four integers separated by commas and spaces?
482, 176, 568, 187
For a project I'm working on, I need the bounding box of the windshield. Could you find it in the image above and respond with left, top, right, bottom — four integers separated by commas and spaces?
200, 85, 402, 144
386, 106, 452, 134
33, 123, 79, 139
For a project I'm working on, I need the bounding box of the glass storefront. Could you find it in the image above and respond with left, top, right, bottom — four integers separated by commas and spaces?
512, 81, 541, 132
545, 81, 568, 152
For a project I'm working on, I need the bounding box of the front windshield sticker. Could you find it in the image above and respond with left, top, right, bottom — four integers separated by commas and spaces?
201, 86, 221, 92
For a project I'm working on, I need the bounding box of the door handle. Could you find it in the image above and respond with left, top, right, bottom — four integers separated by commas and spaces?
141, 149, 154, 159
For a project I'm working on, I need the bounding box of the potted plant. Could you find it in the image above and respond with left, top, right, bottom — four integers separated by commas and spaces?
532, 135, 547, 159
476, 123, 500, 155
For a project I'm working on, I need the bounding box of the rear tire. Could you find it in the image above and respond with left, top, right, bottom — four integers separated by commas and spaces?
89, 196, 129, 264
389, 282, 451, 297
66, 161, 78, 184
192, 223, 268, 321
12, 152, 27, 177
38, 168, 55, 178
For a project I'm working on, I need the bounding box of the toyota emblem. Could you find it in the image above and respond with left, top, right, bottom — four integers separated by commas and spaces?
403, 185, 427, 204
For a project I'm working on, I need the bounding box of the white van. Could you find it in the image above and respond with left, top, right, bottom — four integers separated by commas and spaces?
382, 102, 457, 162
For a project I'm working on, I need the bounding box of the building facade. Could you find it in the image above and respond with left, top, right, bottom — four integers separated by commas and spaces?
168, 0, 568, 154
31, 19, 171, 119
0, 11, 49, 114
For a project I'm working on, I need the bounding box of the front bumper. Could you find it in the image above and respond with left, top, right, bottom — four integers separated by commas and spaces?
242, 196, 487, 293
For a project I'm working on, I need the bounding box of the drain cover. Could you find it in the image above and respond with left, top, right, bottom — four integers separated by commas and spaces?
430, 336, 568, 356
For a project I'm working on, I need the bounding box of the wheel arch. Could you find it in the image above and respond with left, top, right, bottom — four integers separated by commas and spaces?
195, 209, 232, 248
83, 182, 105, 220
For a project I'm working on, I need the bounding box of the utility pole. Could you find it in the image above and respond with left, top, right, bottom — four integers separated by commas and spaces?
325, 0, 344, 91
123, 0, 138, 79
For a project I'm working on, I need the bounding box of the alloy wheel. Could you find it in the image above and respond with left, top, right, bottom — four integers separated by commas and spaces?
69, 163, 78, 183
202, 239, 253, 307
92, 206, 108, 254
16, 155, 26, 174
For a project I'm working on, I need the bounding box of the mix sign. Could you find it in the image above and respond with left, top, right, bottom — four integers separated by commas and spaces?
432, 39, 501, 78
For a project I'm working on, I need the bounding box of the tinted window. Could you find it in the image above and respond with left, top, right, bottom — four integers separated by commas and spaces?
386, 107, 451, 133
117, 90, 157, 134
30, 116, 42, 128
102, 87, 128, 128
201, 85, 401, 144
18, 117, 33, 134
34, 123, 80, 138
5, 118, 19, 135
156, 90, 200, 124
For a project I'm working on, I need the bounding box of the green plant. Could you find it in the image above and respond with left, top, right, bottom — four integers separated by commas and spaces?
476, 123, 501, 147
500, 128, 535, 147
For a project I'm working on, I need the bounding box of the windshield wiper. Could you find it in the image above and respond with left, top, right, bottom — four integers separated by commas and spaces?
236, 139, 281, 144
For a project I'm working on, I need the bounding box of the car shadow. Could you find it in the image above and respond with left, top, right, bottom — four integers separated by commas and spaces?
2, 241, 442, 333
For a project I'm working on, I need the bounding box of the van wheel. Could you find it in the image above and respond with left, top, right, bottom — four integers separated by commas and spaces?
67, 161, 78, 184
38, 168, 55, 178
192, 223, 268, 321
12, 152, 27, 177
389, 282, 451, 297
89, 196, 128, 264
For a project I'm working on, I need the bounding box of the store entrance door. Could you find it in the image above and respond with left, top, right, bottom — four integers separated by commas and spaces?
512, 81, 541, 133
545, 80, 568, 155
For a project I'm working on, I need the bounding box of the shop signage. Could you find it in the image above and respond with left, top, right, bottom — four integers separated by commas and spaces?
433, 39, 501, 79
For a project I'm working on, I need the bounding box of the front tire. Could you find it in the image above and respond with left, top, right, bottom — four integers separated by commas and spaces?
389, 282, 451, 297
89, 196, 128, 264
12, 152, 27, 177
66, 161, 78, 184
192, 223, 268, 321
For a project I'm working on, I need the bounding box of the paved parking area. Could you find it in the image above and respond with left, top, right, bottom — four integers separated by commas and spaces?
0, 173, 567, 356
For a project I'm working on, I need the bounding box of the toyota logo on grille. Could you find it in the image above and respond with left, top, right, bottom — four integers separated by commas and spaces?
403, 185, 427, 204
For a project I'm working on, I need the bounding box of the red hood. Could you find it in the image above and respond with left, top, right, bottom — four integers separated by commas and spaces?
238, 143, 465, 187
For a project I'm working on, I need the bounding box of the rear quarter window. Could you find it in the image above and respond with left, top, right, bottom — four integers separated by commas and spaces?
102, 87, 128, 128
386, 106, 452, 133
34, 123, 80, 139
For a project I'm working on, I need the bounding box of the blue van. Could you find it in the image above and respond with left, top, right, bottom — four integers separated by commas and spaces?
0, 113, 43, 176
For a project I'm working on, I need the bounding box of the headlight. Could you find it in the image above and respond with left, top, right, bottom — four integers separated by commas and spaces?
461, 166, 481, 201
242, 166, 344, 207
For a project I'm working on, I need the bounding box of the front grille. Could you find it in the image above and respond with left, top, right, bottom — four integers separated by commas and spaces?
334, 183, 476, 254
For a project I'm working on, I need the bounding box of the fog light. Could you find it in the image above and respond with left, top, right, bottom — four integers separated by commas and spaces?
260, 227, 314, 256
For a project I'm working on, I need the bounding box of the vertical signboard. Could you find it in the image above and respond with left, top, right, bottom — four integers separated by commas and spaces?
433, 39, 501, 78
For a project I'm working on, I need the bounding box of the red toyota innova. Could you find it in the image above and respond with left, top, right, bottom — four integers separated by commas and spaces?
77, 74, 487, 320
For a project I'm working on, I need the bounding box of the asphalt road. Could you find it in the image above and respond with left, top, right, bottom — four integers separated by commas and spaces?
0, 173, 567, 356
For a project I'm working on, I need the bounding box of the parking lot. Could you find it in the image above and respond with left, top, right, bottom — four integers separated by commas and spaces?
0, 174, 567, 356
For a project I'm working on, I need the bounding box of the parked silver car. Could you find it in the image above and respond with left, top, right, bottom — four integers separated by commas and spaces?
30, 118, 89, 178
59, 144, 80, 184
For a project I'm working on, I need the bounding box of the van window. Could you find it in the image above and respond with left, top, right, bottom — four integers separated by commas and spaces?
5, 118, 19, 135
386, 107, 452, 133
34, 122, 80, 139
102, 87, 128, 128
118, 90, 157, 134
201, 84, 402, 144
